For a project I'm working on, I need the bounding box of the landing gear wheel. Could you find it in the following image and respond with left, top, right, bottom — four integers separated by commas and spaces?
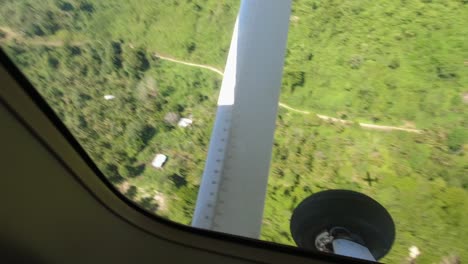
290, 190, 395, 260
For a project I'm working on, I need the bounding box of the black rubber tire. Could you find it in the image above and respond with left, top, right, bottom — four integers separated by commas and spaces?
290, 190, 395, 260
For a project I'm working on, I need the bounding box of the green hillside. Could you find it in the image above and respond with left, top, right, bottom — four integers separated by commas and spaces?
1, 0, 467, 263
283, 0, 468, 130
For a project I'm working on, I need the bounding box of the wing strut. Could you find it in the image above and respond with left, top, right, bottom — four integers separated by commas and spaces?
192, 0, 292, 238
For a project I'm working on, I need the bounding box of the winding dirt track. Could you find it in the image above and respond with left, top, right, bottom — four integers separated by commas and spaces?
0, 25, 421, 134
153, 53, 422, 134
154, 53, 225, 76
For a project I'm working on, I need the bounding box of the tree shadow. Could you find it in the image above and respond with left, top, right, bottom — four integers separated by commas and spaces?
108, 174, 125, 184
125, 186, 138, 200
129, 164, 146, 178
140, 197, 159, 212
104, 164, 125, 184
142, 126, 156, 144
169, 174, 187, 189
79, 2, 94, 13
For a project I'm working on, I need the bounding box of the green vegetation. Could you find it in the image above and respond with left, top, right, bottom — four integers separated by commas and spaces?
265, 110, 467, 263
3, 41, 224, 224
284, 0, 468, 130
0, 0, 237, 67
1, 0, 467, 263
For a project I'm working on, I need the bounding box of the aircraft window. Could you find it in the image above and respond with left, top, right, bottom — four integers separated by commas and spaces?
271, 1, 467, 263
1, 1, 239, 225
1, 1, 467, 263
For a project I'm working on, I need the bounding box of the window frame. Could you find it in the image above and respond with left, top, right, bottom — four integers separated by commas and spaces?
0, 48, 377, 264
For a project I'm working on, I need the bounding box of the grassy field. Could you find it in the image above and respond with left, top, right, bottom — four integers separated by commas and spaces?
0, 0, 238, 67
282, 0, 468, 129
1, 0, 467, 263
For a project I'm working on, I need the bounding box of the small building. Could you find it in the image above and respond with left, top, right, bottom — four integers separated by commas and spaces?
409, 246, 421, 260
152, 154, 167, 169
104, 95, 116, 100
178, 118, 193, 128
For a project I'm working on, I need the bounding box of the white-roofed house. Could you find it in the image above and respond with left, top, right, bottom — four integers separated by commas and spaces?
151, 154, 167, 169
178, 118, 193, 128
